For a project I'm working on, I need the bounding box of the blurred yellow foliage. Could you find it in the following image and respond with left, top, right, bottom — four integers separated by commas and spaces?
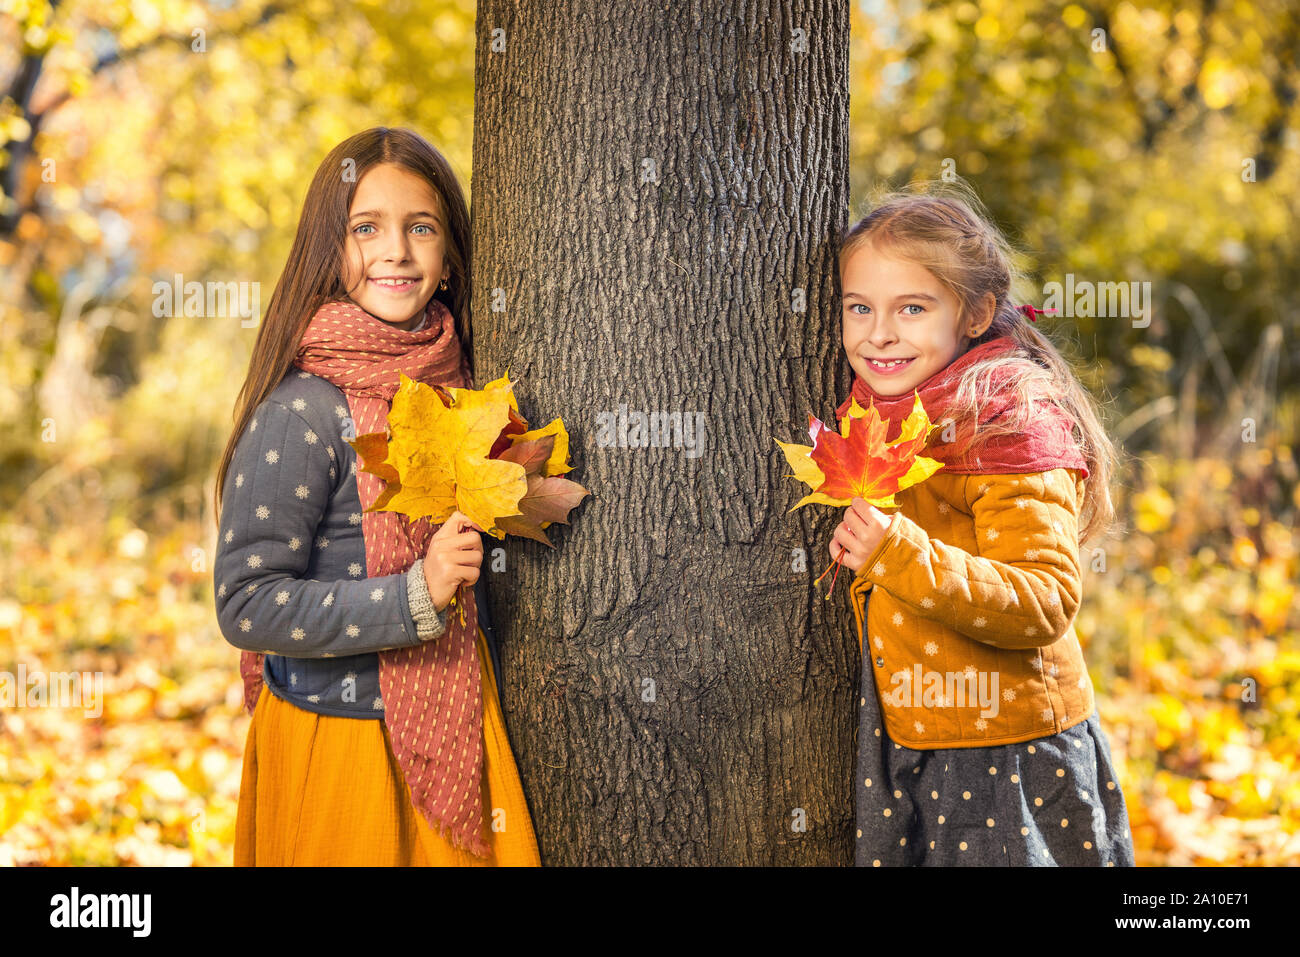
1079, 451, 1300, 865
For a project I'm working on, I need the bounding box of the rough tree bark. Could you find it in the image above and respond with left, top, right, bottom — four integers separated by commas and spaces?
471, 0, 855, 864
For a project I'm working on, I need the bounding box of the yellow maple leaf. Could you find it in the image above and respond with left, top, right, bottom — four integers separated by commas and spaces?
377, 372, 529, 537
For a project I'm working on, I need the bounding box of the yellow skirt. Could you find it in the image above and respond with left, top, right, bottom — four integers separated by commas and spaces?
234, 627, 541, 866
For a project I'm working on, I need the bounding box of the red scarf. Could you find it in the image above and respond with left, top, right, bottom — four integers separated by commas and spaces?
239, 296, 489, 858
835, 335, 1088, 478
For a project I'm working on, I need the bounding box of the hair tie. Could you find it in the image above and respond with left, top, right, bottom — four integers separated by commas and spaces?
1018, 304, 1056, 323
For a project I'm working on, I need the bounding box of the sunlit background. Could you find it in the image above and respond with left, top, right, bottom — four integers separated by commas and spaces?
1, 0, 1296, 864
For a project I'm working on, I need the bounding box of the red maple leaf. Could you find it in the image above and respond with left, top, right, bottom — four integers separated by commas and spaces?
775, 393, 944, 596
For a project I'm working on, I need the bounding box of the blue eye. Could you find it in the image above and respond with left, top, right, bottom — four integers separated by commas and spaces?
352, 223, 436, 235
848, 303, 869, 315
902, 304, 924, 315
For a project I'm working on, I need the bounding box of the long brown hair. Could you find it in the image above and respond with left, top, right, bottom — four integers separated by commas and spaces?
840, 180, 1119, 545
212, 127, 472, 527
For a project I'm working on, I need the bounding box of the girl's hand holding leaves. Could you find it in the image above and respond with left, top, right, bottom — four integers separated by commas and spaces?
422, 510, 484, 612
775, 393, 944, 598
829, 497, 892, 576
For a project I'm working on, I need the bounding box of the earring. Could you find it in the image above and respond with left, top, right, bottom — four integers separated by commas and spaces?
439, 278, 449, 291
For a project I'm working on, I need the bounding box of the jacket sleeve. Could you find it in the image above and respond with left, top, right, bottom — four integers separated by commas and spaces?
852, 469, 1084, 649
213, 397, 444, 658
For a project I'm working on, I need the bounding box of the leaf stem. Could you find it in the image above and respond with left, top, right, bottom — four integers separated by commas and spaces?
813, 545, 848, 600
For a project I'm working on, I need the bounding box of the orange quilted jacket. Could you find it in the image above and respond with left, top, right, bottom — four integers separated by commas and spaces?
850, 467, 1095, 749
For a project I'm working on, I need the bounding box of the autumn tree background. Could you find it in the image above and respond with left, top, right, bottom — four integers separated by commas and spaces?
1, 0, 1297, 865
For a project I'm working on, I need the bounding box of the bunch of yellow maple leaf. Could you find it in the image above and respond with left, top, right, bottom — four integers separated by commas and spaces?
349, 372, 588, 545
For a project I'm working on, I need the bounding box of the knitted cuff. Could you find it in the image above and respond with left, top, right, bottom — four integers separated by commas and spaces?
406, 559, 448, 641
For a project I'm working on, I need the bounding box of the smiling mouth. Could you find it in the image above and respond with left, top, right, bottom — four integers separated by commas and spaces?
864, 356, 916, 372
369, 277, 420, 292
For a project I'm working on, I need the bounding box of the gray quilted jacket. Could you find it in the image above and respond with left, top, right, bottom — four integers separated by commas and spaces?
213, 369, 503, 718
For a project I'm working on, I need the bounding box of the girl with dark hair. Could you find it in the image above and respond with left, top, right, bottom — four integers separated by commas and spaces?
213, 127, 539, 866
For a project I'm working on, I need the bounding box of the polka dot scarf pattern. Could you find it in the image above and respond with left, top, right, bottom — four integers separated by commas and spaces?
239, 295, 489, 858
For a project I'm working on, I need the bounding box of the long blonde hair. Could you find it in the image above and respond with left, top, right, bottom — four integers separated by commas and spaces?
840, 180, 1118, 545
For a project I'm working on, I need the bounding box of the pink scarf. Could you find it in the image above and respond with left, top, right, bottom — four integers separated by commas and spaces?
836, 335, 1089, 477
239, 296, 489, 858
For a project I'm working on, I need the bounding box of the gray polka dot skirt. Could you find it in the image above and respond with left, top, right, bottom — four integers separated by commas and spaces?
854, 610, 1136, 867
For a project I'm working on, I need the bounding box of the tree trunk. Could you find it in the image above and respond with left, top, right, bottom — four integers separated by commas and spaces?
471, 0, 855, 864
